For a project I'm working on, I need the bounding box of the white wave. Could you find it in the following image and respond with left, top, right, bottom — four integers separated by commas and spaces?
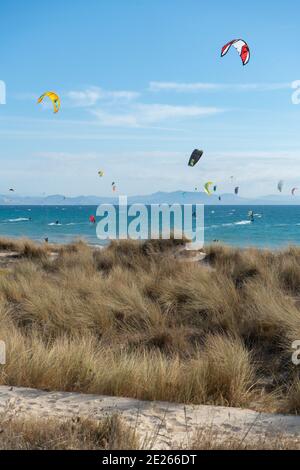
208, 220, 252, 229
66, 222, 87, 226
48, 222, 62, 226
7, 217, 30, 222
235, 220, 251, 225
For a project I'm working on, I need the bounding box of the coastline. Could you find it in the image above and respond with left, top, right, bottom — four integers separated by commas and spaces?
1, 204, 300, 248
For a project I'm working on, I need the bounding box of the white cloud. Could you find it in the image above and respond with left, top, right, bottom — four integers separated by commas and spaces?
208, 150, 300, 160
91, 103, 223, 127
35, 151, 98, 162
149, 82, 221, 92
91, 110, 138, 127
12, 92, 39, 100
67, 86, 140, 107
149, 81, 292, 93
138, 104, 221, 120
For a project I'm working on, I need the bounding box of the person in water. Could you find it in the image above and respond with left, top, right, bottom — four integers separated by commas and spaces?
55, 220, 60, 225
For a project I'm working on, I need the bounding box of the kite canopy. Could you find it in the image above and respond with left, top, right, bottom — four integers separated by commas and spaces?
234, 186, 239, 195
188, 149, 203, 167
292, 187, 298, 196
278, 180, 284, 192
38, 91, 60, 113
98, 170, 104, 177
221, 39, 250, 66
204, 181, 213, 196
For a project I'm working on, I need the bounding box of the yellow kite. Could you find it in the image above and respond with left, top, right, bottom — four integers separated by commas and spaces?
38, 91, 60, 113
204, 181, 213, 196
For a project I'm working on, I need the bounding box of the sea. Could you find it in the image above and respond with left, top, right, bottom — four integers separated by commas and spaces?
0, 205, 300, 249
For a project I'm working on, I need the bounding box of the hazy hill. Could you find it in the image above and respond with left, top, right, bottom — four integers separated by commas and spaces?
0, 191, 299, 205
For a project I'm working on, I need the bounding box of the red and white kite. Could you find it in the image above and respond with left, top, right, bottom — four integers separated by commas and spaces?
221, 39, 250, 66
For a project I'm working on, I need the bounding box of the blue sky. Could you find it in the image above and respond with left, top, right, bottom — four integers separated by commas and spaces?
0, 0, 300, 197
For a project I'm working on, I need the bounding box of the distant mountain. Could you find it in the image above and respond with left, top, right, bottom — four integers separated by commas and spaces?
1, 191, 300, 205
255, 194, 300, 205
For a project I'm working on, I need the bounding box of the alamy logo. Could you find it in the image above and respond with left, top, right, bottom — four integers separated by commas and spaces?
292, 340, 300, 365
0, 341, 6, 365
0, 81, 6, 105
291, 80, 300, 105
96, 196, 204, 247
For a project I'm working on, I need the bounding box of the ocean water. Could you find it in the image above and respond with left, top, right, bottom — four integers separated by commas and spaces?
0, 205, 300, 249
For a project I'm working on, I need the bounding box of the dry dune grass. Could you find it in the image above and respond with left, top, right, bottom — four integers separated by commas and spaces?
188, 427, 300, 450
0, 403, 299, 450
2, 408, 300, 450
0, 237, 54, 259
0, 238, 299, 412
0, 404, 137, 450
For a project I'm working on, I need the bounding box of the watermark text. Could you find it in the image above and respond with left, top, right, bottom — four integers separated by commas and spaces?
96, 196, 204, 247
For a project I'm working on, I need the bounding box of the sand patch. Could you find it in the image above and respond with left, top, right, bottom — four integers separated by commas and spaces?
0, 386, 299, 449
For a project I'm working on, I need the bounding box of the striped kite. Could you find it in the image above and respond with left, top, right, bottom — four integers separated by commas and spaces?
221, 39, 250, 66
